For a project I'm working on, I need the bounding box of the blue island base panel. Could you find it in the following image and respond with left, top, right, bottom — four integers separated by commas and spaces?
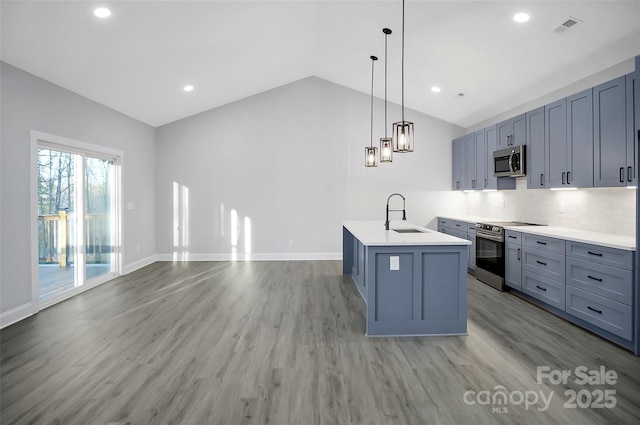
365, 247, 468, 337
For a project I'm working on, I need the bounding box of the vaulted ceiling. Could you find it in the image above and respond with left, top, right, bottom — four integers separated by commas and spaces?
2, 1, 640, 128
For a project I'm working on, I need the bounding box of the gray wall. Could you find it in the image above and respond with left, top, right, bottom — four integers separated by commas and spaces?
0, 62, 156, 315
155, 77, 465, 259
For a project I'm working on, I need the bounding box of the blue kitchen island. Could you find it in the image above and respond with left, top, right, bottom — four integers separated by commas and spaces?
343, 221, 471, 337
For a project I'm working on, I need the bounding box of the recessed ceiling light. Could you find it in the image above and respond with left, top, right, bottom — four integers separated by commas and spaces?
183, 85, 194, 92
431, 86, 441, 93
513, 12, 530, 23
94, 7, 111, 18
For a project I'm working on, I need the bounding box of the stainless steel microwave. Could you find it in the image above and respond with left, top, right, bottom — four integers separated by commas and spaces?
493, 145, 526, 177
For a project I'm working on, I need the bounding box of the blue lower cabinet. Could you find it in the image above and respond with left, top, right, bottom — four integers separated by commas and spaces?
522, 271, 565, 311
566, 257, 633, 305
505, 243, 522, 290
522, 247, 565, 282
566, 286, 632, 341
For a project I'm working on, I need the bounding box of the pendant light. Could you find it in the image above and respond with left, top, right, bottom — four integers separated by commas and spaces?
365, 55, 379, 167
392, 0, 414, 153
380, 28, 393, 163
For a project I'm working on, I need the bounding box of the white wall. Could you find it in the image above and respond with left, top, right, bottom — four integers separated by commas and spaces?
155, 77, 466, 259
467, 58, 635, 133
0, 62, 157, 319
466, 179, 635, 236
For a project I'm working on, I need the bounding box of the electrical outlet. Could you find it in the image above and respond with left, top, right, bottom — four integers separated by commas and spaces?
390, 256, 400, 271
289, 239, 294, 246
137, 244, 141, 253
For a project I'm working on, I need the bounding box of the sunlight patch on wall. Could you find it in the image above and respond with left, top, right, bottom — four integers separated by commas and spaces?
172, 181, 190, 261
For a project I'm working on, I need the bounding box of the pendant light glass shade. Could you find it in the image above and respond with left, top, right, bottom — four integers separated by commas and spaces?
380, 138, 393, 162
365, 146, 378, 167
392, 0, 414, 153
365, 55, 378, 167
379, 28, 393, 163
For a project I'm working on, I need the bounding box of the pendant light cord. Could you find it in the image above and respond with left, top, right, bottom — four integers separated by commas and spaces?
370, 56, 376, 148
401, 0, 405, 123
384, 31, 388, 138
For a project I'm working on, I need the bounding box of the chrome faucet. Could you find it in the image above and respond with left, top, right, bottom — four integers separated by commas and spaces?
385, 193, 406, 230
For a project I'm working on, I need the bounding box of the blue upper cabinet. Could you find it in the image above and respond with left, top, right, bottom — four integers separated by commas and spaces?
567, 88, 594, 188
594, 76, 628, 187
497, 113, 526, 149
484, 125, 498, 190
464, 133, 476, 189
474, 129, 486, 190
526, 106, 545, 188
545, 98, 568, 188
625, 72, 637, 186
544, 90, 594, 188
452, 137, 464, 190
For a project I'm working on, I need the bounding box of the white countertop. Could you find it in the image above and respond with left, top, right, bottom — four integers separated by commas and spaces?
437, 214, 635, 251
344, 221, 471, 247
502, 225, 636, 251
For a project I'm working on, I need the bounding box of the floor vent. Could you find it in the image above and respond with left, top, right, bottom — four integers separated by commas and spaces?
554, 17, 582, 34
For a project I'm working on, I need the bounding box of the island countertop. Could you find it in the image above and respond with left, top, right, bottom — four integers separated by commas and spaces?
343, 220, 471, 247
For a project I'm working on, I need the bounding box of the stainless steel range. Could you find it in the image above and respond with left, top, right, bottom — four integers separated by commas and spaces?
475, 221, 539, 291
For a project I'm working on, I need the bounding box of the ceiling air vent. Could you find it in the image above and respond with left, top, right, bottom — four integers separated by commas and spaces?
554, 17, 582, 34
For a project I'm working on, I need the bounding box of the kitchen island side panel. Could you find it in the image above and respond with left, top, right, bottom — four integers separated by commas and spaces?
365, 245, 468, 337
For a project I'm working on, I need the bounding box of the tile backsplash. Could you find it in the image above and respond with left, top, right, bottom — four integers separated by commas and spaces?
466, 178, 636, 236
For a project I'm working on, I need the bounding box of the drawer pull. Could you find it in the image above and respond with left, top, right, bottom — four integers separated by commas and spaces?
536, 260, 547, 266
455, 224, 461, 227
535, 285, 547, 292
587, 251, 603, 257
508, 235, 517, 239
619, 167, 624, 183
536, 241, 547, 245
587, 275, 603, 282
587, 306, 603, 315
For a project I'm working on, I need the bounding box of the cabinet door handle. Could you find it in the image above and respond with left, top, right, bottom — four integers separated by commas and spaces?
567, 171, 570, 185
587, 275, 603, 282
517, 248, 521, 261
535, 285, 547, 292
540, 173, 544, 186
628, 166, 632, 182
587, 251, 603, 257
484, 178, 487, 188
619, 167, 624, 183
508, 235, 517, 239
536, 241, 547, 245
587, 306, 603, 315
536, 260, 547, 266
562, 172, 566, 184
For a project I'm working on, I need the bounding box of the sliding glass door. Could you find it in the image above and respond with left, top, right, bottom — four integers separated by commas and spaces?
37, 145, 117, 304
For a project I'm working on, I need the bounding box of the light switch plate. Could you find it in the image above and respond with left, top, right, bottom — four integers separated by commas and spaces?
390, 256, 400, 271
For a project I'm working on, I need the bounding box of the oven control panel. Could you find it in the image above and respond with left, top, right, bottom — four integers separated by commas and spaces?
475, 223, 505, 235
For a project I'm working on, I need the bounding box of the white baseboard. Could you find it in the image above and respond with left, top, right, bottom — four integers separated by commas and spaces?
0, 302, 34, 329
123, 254, 160, 274
156, 252, 342, 262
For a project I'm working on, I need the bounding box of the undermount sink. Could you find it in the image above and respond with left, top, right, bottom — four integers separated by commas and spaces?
392, 228, 427, 234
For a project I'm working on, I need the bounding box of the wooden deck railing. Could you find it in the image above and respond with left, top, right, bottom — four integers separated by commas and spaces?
38, 211, 110, 265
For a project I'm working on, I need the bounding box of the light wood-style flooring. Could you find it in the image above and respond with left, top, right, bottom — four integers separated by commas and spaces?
2, 261, 639, 424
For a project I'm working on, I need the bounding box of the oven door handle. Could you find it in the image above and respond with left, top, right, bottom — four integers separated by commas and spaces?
476, 232, 504, 243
